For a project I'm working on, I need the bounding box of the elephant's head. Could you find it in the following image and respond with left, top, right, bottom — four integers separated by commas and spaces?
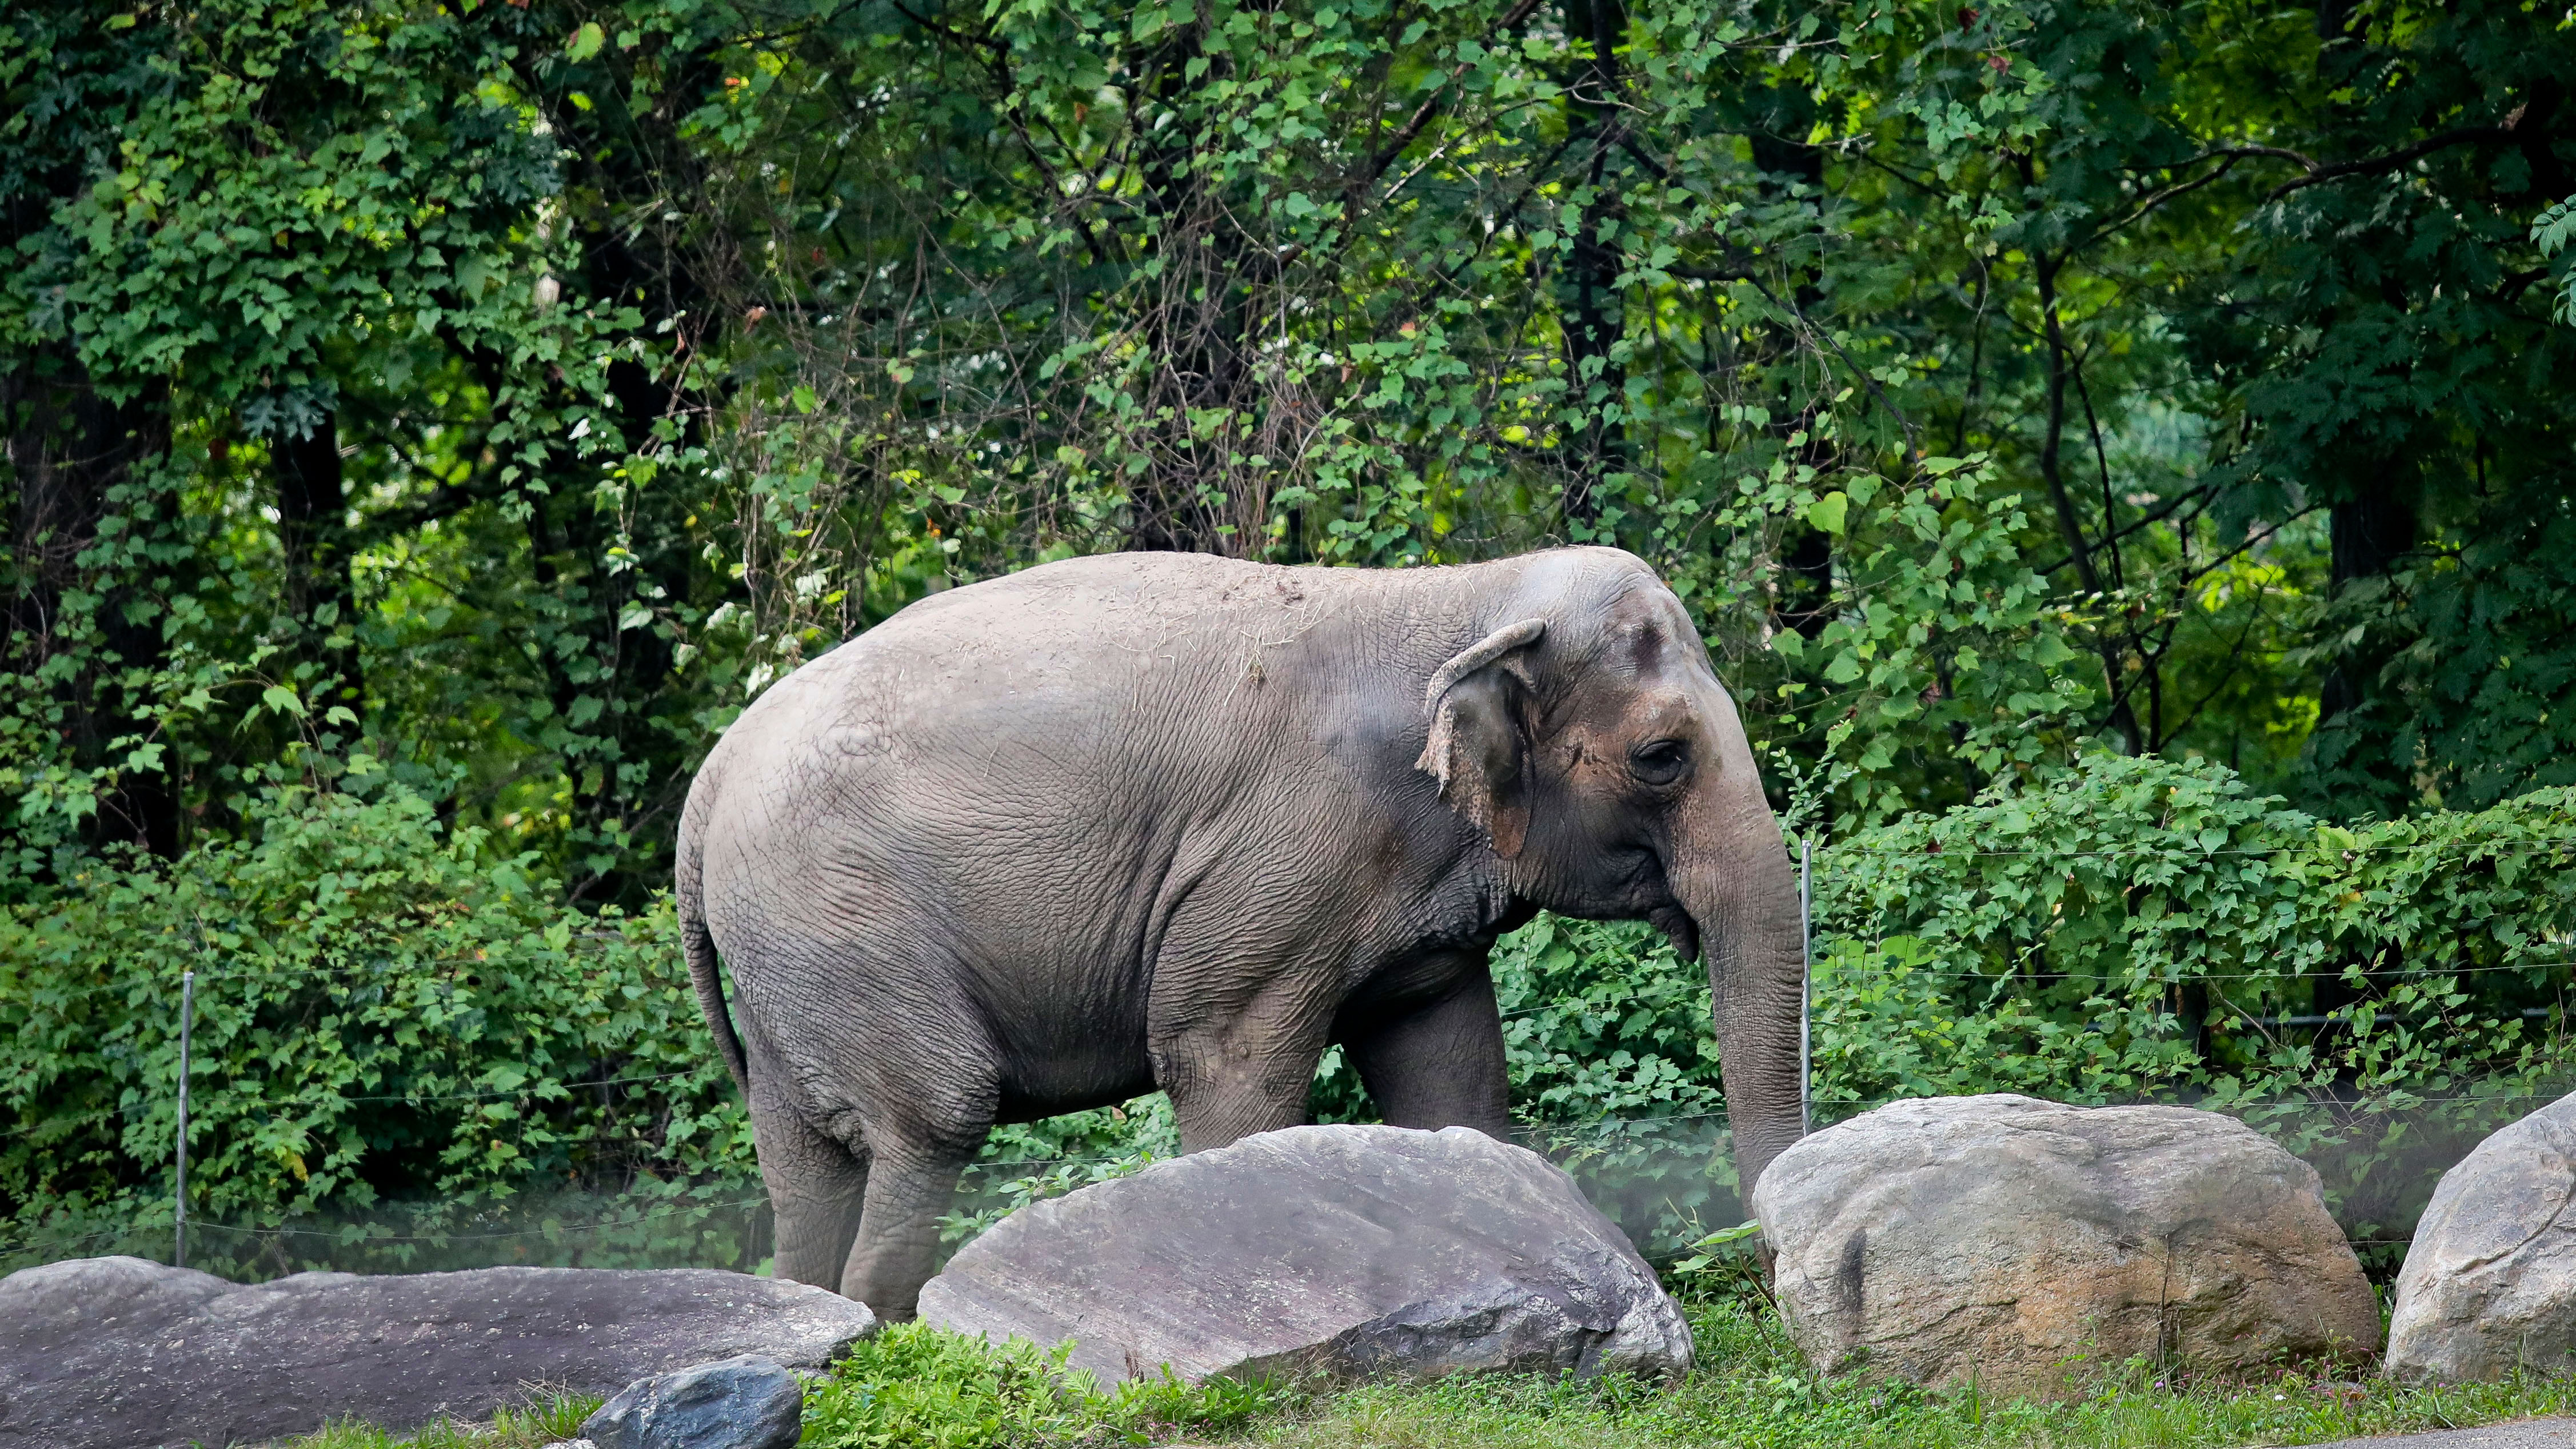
1417, 549, 1808, 1196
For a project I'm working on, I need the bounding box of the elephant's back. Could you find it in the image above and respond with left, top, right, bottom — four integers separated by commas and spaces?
686, 554, 1376, 964
708, 552, 1412, 795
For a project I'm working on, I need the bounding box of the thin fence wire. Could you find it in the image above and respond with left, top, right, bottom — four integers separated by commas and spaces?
7, 1084, 2561, 1273
0, 1196, 774, 1265
14, 834, 2576, 1277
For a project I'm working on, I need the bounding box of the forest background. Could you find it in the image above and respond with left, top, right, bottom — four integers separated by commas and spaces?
5, 0, 2576, 1278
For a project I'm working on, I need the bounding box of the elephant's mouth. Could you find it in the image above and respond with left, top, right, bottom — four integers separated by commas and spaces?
1648, 903, 1701, 963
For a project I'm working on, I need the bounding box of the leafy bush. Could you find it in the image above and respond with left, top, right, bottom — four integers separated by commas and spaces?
16, 752, 2573, 1278
1474, 753, 2576, 1262
0, 775, 752, 1263
1816, 753, 2576, 1256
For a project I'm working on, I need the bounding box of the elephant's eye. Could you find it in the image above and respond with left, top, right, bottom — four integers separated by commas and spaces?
1630, 739, 1691, 787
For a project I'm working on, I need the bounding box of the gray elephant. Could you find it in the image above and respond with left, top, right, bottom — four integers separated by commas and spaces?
678, 546, 1806, 1317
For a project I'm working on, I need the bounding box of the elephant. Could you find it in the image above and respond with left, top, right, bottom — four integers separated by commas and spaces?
677, 545, 1807, 1318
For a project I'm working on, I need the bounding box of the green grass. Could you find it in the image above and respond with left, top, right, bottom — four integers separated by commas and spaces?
1242, 1297, 2576, 1449
277, 1392, 598, 1448
277, 1295, 2576, 1449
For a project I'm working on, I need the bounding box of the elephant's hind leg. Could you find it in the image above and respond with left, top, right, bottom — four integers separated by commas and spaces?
841, 1136, 975, 1319
749, 1077, 869, 1291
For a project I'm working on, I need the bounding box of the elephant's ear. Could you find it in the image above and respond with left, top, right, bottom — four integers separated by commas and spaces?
1416, 618, 1547, 859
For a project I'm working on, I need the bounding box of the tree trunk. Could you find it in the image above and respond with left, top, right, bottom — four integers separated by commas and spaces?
2317, 466, 2418, 724
273, 411, 362, 713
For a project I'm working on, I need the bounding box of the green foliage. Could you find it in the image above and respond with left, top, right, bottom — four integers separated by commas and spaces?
1814, 755, 2576, 1106
1814, 753, 2576, 1259
7, 0, 2576, 1303
0, 777, 751, 1250
11, 0, 2575, 892
1466, 753, 2576, 1262
802, 1322, 1293, 1448
2538, 194, 2576, 326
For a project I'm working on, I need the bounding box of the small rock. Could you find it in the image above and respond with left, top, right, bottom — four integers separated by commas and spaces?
541, 1442, 598, 1449
584, 1356, 802, 1449
0, 1259, 876, 1449
1753, 1094, 2379, 1402
918, 1123, 1691, 1386
2387, 1090, 2576, 1380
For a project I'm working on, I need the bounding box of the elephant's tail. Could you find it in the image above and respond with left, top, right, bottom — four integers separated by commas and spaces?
677, 803, 750, 1100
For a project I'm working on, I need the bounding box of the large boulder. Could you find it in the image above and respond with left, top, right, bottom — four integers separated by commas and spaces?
1752, 1095, 2378, 1401
0, 1257, 877, 1449
917, 1124, 1692, 1386
2387, 1091, 2576, 1380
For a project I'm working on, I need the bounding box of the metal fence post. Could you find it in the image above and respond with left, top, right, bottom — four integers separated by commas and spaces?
1799, 836, 1813, 1136
175, 968, 193, 1270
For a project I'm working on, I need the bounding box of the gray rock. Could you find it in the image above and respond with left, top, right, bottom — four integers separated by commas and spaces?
1752, 1094, 2379, 1402
917, 1123, 1692, 1387
0, 1258, 876, 1449
584, 1356, 802, 1449
2388, 1091, 2576, 1381
2305, 1419, 2576, 1449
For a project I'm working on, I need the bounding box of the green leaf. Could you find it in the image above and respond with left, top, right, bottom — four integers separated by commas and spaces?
1806, 491, 1850, 535
2533, 195, 2576, 258
566, 22, 606, 61
1692, 1220, 1763, 1248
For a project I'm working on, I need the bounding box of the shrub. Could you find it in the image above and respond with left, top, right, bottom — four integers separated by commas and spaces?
14, 753, 2571, 1276
0, 776, 752, 1262
1487, 754, 2576, 1263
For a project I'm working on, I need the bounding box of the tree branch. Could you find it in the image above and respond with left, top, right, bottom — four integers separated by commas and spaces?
2265, 127, 2511, 202
1355, 0, 1551, 190
1740, 275, 1919, 462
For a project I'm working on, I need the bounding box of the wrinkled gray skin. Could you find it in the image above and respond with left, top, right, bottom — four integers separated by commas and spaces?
678, 547, 1806, 1319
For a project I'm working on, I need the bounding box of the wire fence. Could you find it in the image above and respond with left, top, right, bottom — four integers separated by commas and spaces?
10, 831, 2574, 1286
11, 1081, 2559, 1285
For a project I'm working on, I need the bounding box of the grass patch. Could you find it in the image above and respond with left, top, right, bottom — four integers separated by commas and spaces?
1251, 1296, 2576, 1448
277, 1295, 2576, 1448
802, 1320, 1290, 1446
278, 1392, 597, 1448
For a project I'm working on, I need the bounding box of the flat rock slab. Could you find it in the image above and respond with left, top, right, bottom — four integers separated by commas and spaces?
2389, 1091, 2576, 1380
0, 1256, 876, 1449
1754, 1095, 2379, 1402
918, 1123, 1692, 1386
2309, 1418, 2576, 1448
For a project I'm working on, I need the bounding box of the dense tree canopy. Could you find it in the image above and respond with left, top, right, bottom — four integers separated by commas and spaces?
5, 0, 2574, 899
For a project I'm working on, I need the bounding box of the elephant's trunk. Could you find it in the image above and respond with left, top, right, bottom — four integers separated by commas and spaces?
1673, 769, 1809, 1207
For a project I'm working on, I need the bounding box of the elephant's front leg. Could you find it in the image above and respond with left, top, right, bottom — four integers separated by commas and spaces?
1149, 972, 1335, 1153
1339, 956, 1511, 1137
